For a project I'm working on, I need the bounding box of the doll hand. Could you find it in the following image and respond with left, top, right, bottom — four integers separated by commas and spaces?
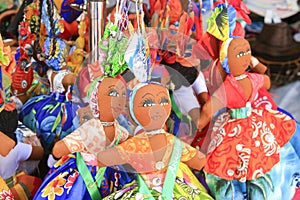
250, 56, 260, 68
47, 154, 58, 168
63, 73, 76, 86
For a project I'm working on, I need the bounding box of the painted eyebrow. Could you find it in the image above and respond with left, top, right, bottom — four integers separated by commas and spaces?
115, 85, 125, 91
156, 91, 167, 96
142, 93, 155, 98
108, 85, 116, 89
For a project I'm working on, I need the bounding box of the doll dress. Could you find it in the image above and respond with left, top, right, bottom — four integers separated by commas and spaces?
203, 72, 300, 200
19, 69, 82, 151
103, 132, 213, 199
204, 72, 297, 181
33, 119, 136, 200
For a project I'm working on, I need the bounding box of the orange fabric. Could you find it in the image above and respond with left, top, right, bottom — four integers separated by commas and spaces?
116, 133, 197, 173
7, 172, 42, 200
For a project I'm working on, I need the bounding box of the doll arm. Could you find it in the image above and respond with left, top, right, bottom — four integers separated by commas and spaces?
183, 151, 206, 171
53, 118, 114, 158
196, 92, 209, 108
97, 147, 126, 167
250, 56, 268, 74
62, 72, 76, 89
0, 131, 15, 156
52, 127, 86, 158
181, 141, 206, 171
262, 74, 271, 90
52, 120, 91, 158
197, 96, 225, 132
28, 145, 44, 160
192, 71, 209, 107
52, 140, 73, 159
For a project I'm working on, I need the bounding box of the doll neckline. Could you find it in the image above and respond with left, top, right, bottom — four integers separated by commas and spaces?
101, 121, 114, 127
144, 128, 166, 136
234, 73, 248, 81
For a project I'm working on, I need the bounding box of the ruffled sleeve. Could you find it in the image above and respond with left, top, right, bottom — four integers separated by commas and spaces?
63, 119, 106, 154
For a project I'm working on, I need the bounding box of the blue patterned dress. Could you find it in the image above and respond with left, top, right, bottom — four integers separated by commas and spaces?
19, 69, 82, 151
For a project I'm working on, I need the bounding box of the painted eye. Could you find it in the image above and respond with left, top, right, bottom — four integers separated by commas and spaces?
108, 89, 119, 97
142, 99, 155, 107
122, 92, 126, 98
237, 51, 245, 58
159, 97, 169, 105
21, 80, 28, 89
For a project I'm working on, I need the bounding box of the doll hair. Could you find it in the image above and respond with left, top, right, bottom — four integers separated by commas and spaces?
206, 3, 238, 75
0, 109, 18, 143
219, 37, 233, 74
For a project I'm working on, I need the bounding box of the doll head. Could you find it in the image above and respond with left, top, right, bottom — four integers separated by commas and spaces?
130, 83, 171, 132
89, 77, 126, 122
220, 37, 252, 76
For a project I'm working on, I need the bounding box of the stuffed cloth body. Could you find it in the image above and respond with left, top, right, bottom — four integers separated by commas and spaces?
19, 69, 82, 151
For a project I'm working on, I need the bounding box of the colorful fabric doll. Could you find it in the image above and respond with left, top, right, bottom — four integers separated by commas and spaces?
82, 82, 213, 199
11, 0, 43, 105
19, 0, 82, 151
0, 45, 44, 199
197, 37, 299, 200
33, 77, 136, 200
19, 63, 82, 151
67, 13, 88, 76
192, 2, 279, 151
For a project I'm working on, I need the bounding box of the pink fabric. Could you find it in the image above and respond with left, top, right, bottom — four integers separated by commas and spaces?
213, 72, 264, 108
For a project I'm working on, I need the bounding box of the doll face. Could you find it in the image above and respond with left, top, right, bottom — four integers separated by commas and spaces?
132, 84, 171, 131
97, 77, 126, 122
228, 38, 252, 76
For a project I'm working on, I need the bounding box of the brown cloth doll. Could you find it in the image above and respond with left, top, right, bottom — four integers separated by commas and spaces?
88, 82, 213, 199
33, 77, 135, 200
192, 2, 278, 151
0, 37, 44, 199
197, 37, 298, 199
52, 77, 130, 158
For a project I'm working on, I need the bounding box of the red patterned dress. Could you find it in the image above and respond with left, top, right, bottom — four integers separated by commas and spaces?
204, 72, 296, 181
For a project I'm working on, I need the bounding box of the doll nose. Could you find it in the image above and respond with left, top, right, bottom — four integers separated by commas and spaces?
150, 104, 165, 114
